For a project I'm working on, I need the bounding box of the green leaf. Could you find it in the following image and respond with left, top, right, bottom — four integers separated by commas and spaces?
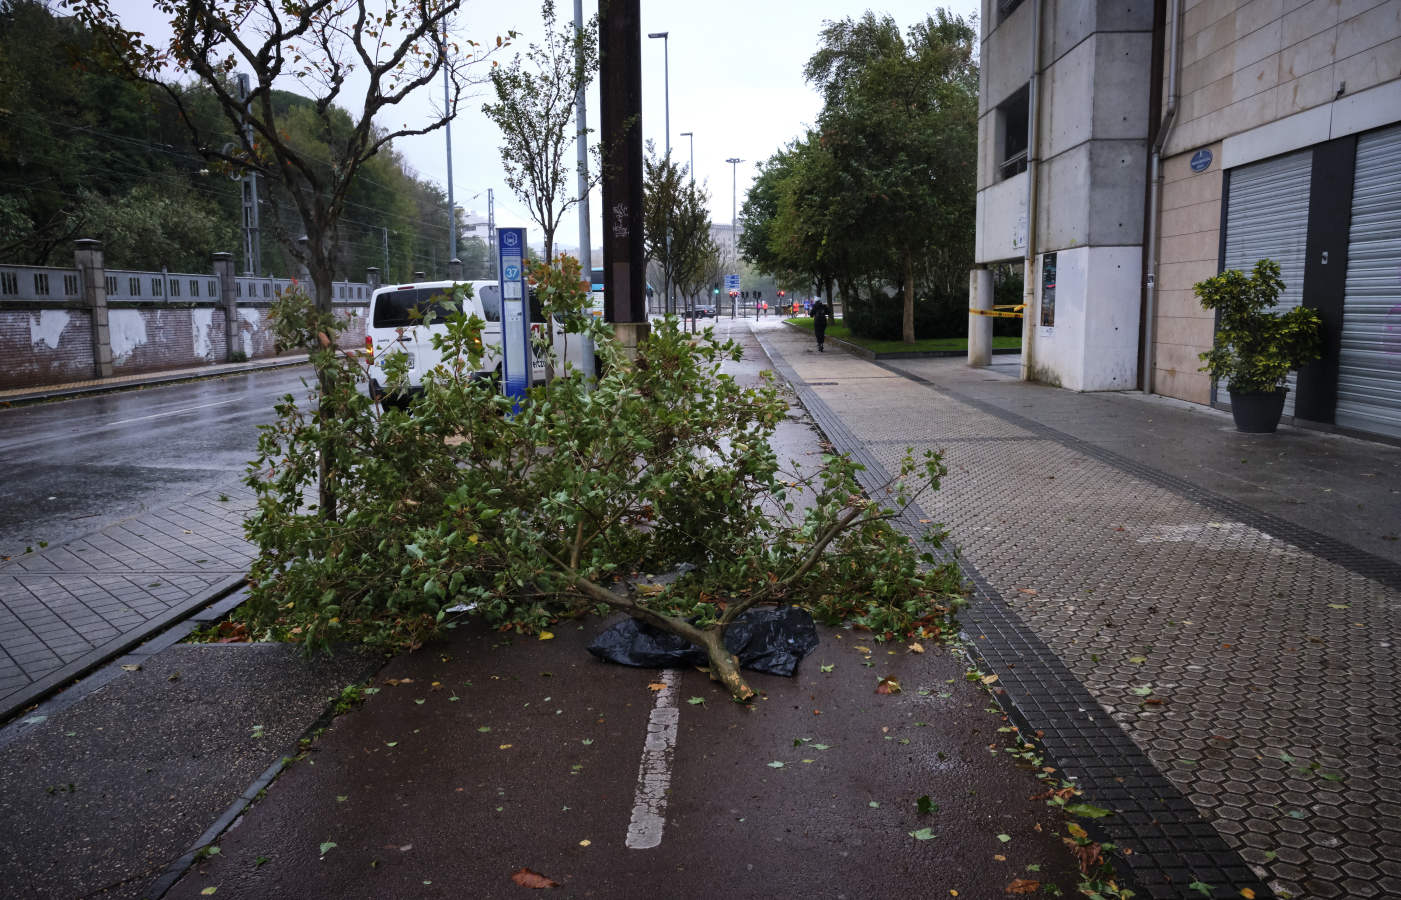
868, 801, 880, 808
336, 795, 348, 803
477, 726, 491, 733
997, 833, 1011, 843
767, 761, 785, 769
250, 724, 265, 739
916, 795, 937, 814
1187, 881, 1214, 896
908, 827, 936, 840
813, 743, 831, 751
1131, 684, 1153, 697
201, 889, 218, 896
385, 741, 398, 748
581, 738, 593, 745
687, 696, 706, 705
1128, 656, 1147, 664
1064, 803, 1112, 819
820, 664, 834, 673
319, 842, 337, 856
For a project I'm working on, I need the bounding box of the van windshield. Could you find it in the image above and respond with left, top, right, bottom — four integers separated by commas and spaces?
478, 283, 502, 322
372, 288, 461, 329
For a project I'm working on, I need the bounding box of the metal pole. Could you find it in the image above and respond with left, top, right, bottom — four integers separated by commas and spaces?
488, 189, 497, 278
680, 131, 694, 181
443, 22, 456, 264
382, 228, 389, 279
648, 32, 669, 315
575, 0, 591, 275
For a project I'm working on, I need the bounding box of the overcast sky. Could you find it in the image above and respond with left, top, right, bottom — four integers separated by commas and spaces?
108, 0, 980, 257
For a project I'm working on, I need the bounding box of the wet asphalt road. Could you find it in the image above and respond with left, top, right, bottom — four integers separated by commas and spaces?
165, 620, 1083, 900
0, 367, 315, 559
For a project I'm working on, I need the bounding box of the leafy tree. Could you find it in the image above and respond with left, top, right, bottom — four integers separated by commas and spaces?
243, 262, 963, 700
68, 0, 507, 518
644, 142, 719, 320
80, 182, 237, 270
805, 10, 978, 342
481, 0, 597, 263
68, 0, 504, 313
740, 9, 977, 342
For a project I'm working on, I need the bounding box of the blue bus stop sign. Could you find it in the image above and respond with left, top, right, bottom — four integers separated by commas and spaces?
496, 227, 530, 404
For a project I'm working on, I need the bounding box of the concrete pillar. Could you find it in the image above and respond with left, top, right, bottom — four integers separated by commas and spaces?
968, 266, 993, 367
213, 252, 239, 362
74, 239, 112, 378
366, 267, 381, 290
448, 258, 462, 282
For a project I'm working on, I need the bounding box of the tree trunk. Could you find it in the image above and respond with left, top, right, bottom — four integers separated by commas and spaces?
902, 250, 915, 344
697, 627, 755, 701
310, 252, 338, 521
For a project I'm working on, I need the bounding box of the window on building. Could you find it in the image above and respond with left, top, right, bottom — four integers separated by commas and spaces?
997, 0, 1026, 24
998, 86, 1030, 181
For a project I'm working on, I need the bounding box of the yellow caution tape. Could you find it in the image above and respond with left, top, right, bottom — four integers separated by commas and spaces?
968, 304, 1025, 319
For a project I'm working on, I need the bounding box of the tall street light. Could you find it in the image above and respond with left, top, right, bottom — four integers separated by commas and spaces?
726, 156, 742, 316
648, 31, 670, 314
679, 131, 694, 181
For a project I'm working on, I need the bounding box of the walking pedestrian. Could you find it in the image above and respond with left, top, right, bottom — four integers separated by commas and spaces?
811, 297, 829, 352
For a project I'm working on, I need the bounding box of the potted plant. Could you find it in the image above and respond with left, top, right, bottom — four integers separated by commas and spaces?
1195, 258, 1323, 433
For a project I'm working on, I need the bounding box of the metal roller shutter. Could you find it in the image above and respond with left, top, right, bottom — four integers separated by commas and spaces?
1337, 124, 1401, 440
1221, 149, 1313, 416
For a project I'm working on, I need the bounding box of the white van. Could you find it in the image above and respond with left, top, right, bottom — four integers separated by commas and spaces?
364, 279, 586, 404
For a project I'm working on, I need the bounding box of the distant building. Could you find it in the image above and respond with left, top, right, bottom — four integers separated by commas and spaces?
975, 0, 1401, 441
710, 223, 742, 265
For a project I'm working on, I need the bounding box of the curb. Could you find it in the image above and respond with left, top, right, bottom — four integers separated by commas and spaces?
0, 356, 310, 406
780, 321, 1020, 360
0, 575, 247, 727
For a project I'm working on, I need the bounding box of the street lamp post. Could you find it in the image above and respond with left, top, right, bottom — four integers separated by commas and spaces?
648, 31, 670, 315
726, 156, 742, 315
679, 131, 694, 181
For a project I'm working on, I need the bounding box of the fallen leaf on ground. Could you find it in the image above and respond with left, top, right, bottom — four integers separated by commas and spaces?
538, 631, 554, 640
384, 678, 413, 686
578, 839, 591, 847
1017, 588, 1038, 595
510, 867, 559, 889
121, 664, 141, 672
647, 682, 666, 692
499, 744, 513, 749
1005, 878, 1040, 894
981, 674, 999, 684
908, 642, 925, 654
876, 676, 902, 694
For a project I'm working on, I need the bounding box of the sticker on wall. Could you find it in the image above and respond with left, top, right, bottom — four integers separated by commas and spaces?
1190, 148, 1213, 173
1040, 252, 1057, 328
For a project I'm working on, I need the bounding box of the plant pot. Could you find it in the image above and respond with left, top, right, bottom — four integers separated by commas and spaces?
1228, 387, 1287, 433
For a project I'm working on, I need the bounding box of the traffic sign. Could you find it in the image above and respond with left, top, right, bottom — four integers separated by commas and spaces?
724, 274, 740, 293
496, 227, 530, 407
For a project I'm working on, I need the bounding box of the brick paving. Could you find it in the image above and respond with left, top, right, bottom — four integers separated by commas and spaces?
757, 323, 1401, 900
0, 482, 253, 722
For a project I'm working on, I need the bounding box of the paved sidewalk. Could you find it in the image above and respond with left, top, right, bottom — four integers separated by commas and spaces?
760, 320, 1401, 899
0, 482, 254, 722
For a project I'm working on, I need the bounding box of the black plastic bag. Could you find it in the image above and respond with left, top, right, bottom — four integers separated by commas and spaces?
587, 606, 819, 677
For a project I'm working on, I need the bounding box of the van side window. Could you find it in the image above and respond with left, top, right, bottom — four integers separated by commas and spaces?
372, 288, 460, 328
478, 284, 502, 322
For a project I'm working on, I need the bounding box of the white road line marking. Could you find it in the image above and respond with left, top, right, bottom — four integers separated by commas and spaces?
625, 668, 680, 850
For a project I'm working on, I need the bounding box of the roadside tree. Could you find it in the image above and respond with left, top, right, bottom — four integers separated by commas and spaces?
481, 0, 598, 264
644, 143, 719, 323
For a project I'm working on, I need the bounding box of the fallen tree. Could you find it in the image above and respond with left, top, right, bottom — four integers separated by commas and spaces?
243, 257, 963, 700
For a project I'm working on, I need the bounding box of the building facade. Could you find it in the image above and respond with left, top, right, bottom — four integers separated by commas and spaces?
975, 0, 1401, 441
